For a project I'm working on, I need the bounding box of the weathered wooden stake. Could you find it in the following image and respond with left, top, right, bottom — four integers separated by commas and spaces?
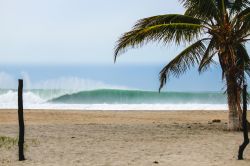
238, 84, 249, 160
18, 79, 25, 161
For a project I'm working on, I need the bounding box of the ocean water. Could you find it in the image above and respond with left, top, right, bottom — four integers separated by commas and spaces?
0, 89, 228, 110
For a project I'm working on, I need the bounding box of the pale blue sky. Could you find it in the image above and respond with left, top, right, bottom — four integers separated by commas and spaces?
0, 0, 184, 65
0, 0, 248, 91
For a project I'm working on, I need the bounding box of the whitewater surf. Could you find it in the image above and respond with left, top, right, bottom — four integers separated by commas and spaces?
0, 89, 229, 110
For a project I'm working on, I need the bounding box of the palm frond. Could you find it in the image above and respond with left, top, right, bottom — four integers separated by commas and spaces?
133, 14, 203, 29
232, 7, 250, 29
238, 12, 250, 36
198, 38, 217, 73
229, 0, 250, 14
159, 39, 208, 91
236, 44, 250, 78
238, 7, 250, 18
114, 23, 203, 61
218, 54, 226, 80
180, 0, 219, 20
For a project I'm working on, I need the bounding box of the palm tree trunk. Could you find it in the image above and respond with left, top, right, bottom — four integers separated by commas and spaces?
226, 74, 241, 131
238, 85, 249, 160
237, 89, 243, 127
237, 85, 250, 130
228, 100, 240, 130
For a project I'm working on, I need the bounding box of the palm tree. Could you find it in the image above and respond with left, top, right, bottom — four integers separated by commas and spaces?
114, 0, 250, 130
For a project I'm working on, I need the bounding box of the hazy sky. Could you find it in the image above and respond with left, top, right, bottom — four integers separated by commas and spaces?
0, 0, 184, 65
0, 0, 248, 91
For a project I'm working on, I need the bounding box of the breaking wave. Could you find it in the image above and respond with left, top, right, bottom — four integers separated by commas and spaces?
0, 89, 229, 110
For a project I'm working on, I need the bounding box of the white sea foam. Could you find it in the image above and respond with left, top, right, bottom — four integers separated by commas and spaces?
0, 90, 45, 108
0, 71, 228, 111
0, 100, 227, 111
31, 103, 228, 111
0, 90, 229, 110
32, 76, 129, 90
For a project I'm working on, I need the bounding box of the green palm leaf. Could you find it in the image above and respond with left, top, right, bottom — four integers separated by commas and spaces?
238, 7, 250, 18
159, 39, 208, 90
238, 12, 250, 36
198, 38, 217, 73
133, 14, 203, 29
114, 23, 203, 61
236, 44, 250, 77
229, 0, 250, 14
180, 0, 219, 20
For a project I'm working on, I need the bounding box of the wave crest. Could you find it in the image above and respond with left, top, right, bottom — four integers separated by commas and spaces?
50, 89, 227, 104
0, 90, 45, 107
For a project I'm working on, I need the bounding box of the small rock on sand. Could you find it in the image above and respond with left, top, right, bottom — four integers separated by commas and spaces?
153, 161, 159, 164
212, 119, 221, 123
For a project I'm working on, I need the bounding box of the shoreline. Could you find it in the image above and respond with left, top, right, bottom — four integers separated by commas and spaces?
0, 109, 230, 125
0, 108, 229, 111
0, 104, 230, 110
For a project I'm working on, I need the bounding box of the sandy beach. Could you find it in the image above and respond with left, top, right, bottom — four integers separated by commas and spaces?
0, 109, 250, 166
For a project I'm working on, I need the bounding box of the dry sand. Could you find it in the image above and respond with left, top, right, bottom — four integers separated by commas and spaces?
0, 109, 250, 166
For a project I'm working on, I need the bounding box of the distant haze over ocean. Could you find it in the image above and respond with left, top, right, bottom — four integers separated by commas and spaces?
0, 64, 227, 91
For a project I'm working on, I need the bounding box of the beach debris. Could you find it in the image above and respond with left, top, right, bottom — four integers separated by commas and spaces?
71, 137, 76, 139
153, 161, 159, 164
212, 119, 221, 123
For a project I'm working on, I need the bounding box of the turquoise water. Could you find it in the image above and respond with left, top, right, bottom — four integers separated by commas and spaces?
0, 89, 229, 110
0, 89, 227, 104
49, 89, 227, 104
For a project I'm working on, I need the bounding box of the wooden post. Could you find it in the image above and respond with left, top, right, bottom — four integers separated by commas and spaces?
18, 79, 25, 161
238, 84, 249, 160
